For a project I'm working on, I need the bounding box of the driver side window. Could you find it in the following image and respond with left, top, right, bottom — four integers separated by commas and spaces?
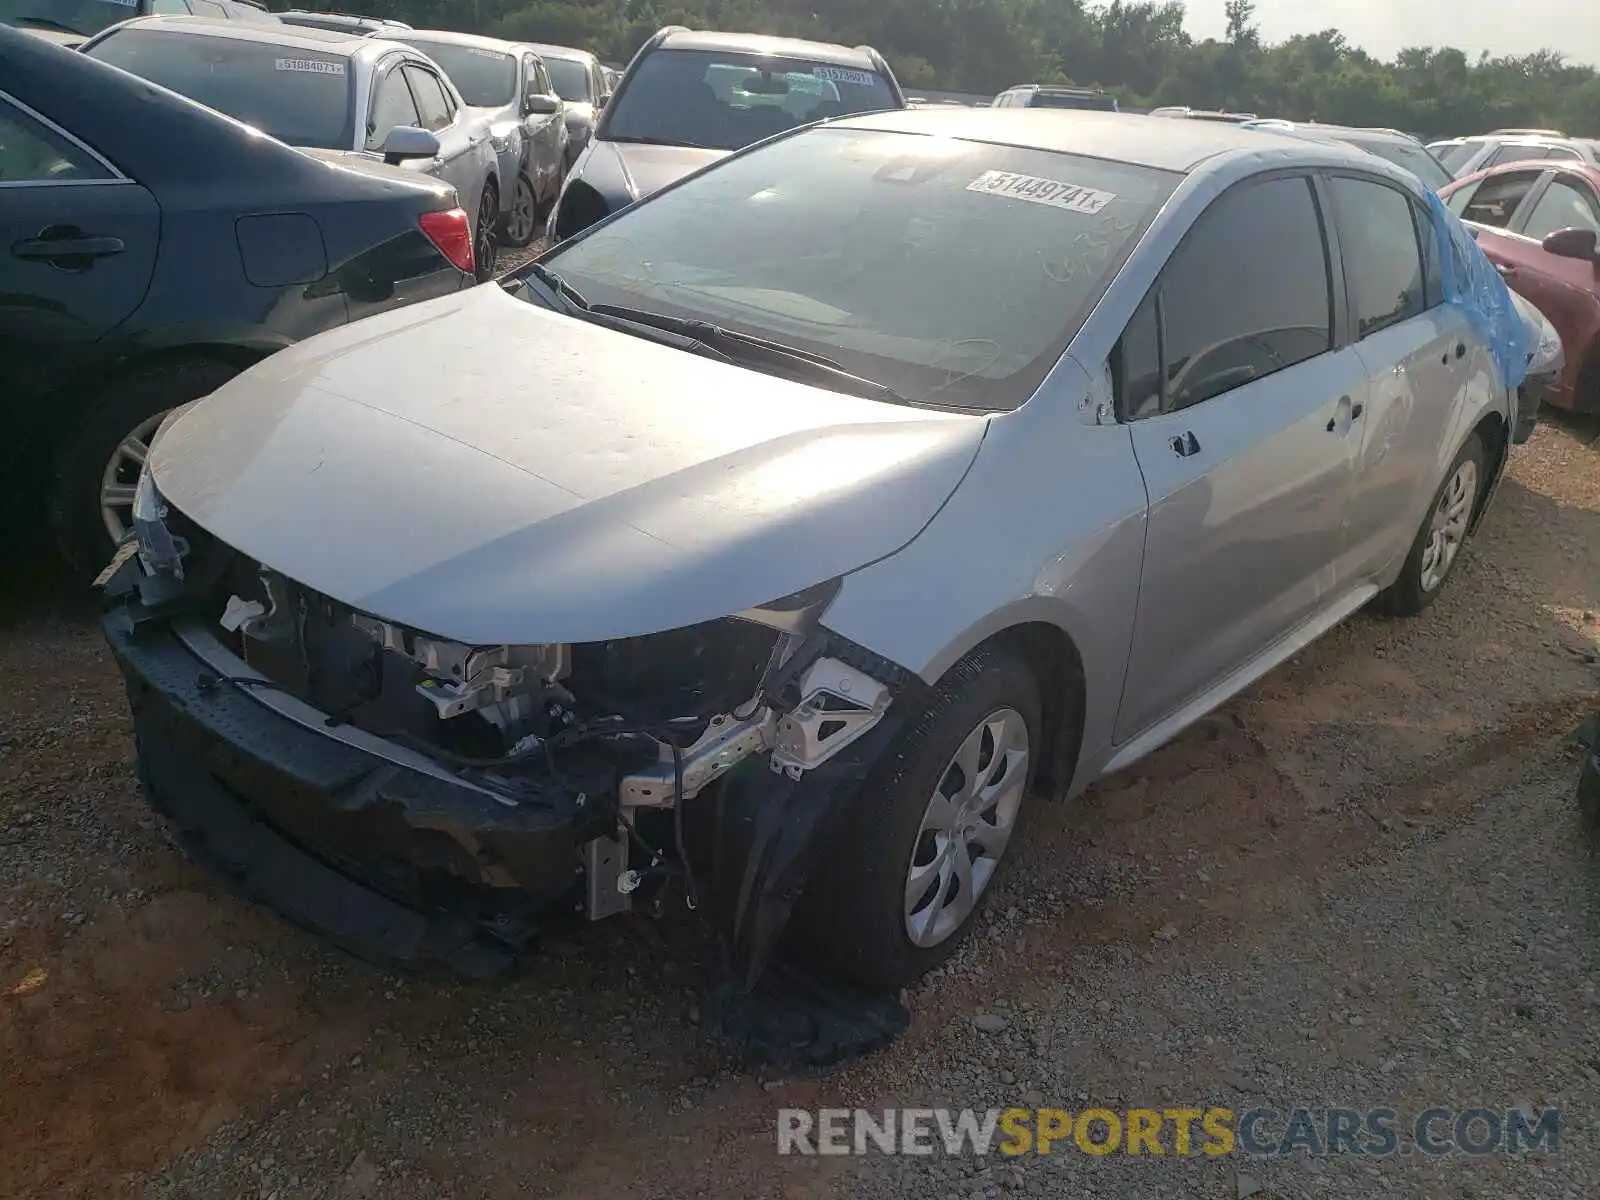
1115, 174, 1334, 418
367, 68, 420, 151
1520, 178, 1600, 241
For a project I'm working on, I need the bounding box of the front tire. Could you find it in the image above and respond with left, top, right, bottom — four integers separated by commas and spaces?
48, 358, 241, 581
787, 645, 1041, 989
473, 179, 499, 282
500, 172, 539, 248
1372, 432, 1486, 617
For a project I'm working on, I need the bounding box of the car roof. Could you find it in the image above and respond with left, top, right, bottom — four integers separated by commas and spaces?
523, 41, 594, 65
94, 14, 396, 59
387, 28, 521, 54
1450, 158, 1600, 190
833, 108, 1381, 174
656, 28, 878, 70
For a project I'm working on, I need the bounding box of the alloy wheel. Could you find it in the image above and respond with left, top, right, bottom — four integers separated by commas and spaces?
505, 176, 538, 244
1419, 458, 1478, 592
99, 411, 165, 546
904, 707, 1030, 948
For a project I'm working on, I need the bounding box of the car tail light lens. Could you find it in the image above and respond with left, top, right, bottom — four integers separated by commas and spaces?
418, 207, 474, 277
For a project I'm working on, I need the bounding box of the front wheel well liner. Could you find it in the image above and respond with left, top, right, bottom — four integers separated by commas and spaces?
950, 622, 1086, 799
1467, 408, 1507, 532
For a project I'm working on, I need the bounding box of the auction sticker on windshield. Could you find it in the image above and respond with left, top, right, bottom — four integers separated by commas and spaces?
275, 58, 346, 75
813, 66, 876, 87
966, 170, 1116, 214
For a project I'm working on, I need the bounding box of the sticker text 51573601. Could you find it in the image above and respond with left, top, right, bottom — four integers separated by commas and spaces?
275, 57, 347, 76
813, 66, 877, 87
966, 170, 1117, 215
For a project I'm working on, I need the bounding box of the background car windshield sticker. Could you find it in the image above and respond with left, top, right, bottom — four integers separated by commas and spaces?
275, 58, 347, 75
813, 66, 876, 86
467, 47, 504, 59
967, 170, 1116, 214
98, 0, 139, 7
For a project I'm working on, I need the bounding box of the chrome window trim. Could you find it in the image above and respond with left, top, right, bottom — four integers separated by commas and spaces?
0, 88, 129, 183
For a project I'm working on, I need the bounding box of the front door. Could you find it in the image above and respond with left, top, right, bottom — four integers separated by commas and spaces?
1115, 173, 1366, 742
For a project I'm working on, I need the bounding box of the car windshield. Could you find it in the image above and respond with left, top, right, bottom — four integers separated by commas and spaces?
603, 49, 898, 152
1433, 141, 1480, 174
398, 39, 515, 108
537, 127, 1176, 411
86, 29, 356, 150
0, 0, 143, 37
1340, 134, 1454, 193
541, 55, 592, 103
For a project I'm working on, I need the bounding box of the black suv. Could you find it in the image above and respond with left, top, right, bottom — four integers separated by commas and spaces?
0, 27, 475, 575
548, 26, 905, 242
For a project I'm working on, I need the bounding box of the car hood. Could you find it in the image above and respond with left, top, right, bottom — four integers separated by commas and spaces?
150, 285, 986, 645
587, 138, 728, 201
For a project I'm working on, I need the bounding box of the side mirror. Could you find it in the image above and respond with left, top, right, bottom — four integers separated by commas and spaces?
524, 91, 561, 116
380, 125, 440, 165
1541, 226, 1599, 261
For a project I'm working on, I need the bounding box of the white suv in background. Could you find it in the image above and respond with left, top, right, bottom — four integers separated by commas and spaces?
1427, 130, 1600, 178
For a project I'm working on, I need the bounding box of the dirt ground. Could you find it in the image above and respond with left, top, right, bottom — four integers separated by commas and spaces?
2, 415, 1597, 1199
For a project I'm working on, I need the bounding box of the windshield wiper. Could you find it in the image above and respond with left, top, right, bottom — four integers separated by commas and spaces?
15, 14, 88, 34
587, 302, 916, 406
511, 265, 735, 364
606, 134, 716, 150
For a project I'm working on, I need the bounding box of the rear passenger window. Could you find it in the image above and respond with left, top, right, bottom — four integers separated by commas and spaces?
1331, 177, 1427, 337
1156, 176, 1332, 412
1455, 171, 1540, 228
1485, 144, 1555, 168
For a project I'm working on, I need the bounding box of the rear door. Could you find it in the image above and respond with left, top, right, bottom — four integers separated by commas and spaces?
1326, 172, 1473, 580
0, 93, 159, 413
1114, 173, 1372, 741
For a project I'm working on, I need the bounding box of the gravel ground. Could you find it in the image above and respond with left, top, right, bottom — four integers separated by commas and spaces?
1, 414, 1597, 1199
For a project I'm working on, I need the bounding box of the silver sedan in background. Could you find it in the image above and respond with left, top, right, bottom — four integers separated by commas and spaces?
82, 16, 507, 279
382, 29, 568, 248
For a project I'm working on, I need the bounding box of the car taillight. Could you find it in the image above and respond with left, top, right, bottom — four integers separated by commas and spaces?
418, 207, 474, 277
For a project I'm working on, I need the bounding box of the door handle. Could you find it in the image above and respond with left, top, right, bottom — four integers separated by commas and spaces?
1325, 395, 1352, 432
1169, 430, 1200, 457
1495, 263, 1517, 278
1350, 401, 1365, 419
13, 230, 125, 266
1454, 342, 1466, 359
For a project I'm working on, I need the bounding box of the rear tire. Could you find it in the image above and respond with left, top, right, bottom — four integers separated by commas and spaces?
1372, 432, 1486, 617
474, 179, 499, 282
48, 358, 241, 582
786, 645, 1041, 989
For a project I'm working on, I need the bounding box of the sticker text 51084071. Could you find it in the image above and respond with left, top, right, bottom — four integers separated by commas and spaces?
275, 58, 347, 76
966, 170, 1117, 215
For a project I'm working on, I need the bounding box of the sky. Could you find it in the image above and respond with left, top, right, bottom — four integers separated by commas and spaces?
1182, 0, 1599, 69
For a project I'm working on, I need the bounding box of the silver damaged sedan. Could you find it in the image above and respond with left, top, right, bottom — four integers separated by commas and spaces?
101, 110, 1521, 992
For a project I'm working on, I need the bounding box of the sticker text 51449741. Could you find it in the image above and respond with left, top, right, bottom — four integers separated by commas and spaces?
966, 170, 1117, 215
275, 57, 347, 76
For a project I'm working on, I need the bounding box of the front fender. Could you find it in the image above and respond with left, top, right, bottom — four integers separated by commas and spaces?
819, 357, 1150, 798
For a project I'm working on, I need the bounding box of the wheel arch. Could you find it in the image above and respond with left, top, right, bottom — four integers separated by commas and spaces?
1466, 406, 1508, 534
930, 619, 1088, 803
